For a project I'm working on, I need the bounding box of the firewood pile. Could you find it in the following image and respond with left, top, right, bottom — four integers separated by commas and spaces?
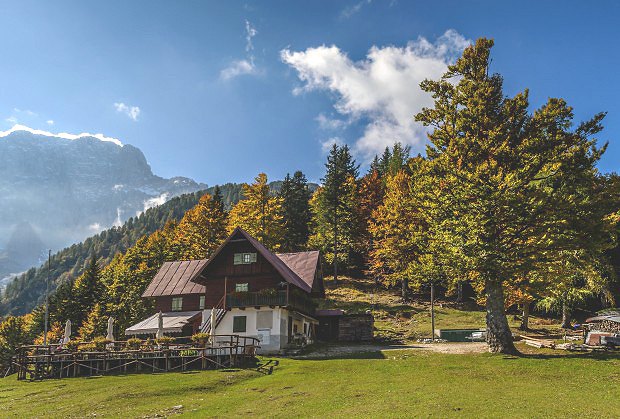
586, 320, 620, 334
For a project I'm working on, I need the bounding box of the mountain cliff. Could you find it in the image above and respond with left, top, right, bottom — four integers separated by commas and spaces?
0, 129, 207, 279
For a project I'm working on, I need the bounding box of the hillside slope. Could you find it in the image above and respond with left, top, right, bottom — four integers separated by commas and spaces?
0, 180, 316, 317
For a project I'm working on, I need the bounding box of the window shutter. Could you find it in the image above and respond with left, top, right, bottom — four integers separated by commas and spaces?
233, 253, 242, 265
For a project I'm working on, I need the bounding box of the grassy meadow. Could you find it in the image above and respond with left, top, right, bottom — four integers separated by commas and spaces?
2, 277, 616, 418
1, 350, 619, 418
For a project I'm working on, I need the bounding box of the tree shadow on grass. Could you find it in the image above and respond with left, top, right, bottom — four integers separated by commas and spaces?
296, 351, 387, 361
500, 350, 620, 361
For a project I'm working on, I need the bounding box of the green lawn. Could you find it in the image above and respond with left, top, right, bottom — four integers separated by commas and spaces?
1, 351, 619, 418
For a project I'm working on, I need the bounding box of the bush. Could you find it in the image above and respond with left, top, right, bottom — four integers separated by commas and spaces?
191, 333, 210, 347
258, 288, 278, 297
155, 336, 175, 347
64, 340, 80, 352
92, 336, 111, 351
142, 338, 154, 350
126, 337, 142, 350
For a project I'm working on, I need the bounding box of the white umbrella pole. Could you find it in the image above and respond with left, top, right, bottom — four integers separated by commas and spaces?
156, 311, 164, 339
210, 308, 217, 344
62, 320, 71, 345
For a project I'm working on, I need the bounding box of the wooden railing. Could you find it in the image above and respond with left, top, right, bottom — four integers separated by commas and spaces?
11, 335, 260, 381
200, 295, 226, 334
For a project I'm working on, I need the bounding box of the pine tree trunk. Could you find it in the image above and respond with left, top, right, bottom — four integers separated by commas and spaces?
519, 302, 530, 331
456, 282, 464, 303
333, 208, 338, 282
485, 279, 518, 355
401, 277, 409, 300
560, 301, 571, 329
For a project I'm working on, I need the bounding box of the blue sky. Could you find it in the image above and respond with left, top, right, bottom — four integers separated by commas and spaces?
0, 1, 618, 185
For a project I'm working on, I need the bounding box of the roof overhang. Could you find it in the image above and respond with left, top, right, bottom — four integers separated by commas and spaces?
125, 311, 202, 336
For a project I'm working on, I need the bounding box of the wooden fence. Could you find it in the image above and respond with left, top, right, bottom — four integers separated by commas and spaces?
11, 335, 259, 381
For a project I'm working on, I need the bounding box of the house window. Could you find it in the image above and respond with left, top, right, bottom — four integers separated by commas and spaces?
257, 311, 273, 329
171, 297, 183, 311
199, 295, 205, 310
233, 252, 257, 265
233, 316, 247, 333
235, 283, 249, 292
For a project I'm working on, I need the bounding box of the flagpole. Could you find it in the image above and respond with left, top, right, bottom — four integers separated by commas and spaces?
43, 249, 51, 346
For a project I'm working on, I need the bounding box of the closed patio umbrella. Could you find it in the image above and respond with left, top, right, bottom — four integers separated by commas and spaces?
62, 320, 71, 345
210, 309, 217, 343
156, 311, 164, 339
106, 317, 115, 341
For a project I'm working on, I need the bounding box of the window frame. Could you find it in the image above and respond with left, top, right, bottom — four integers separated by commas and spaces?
199, 295, 206, 310
235, 283, 249, 292
171, 297, 183, 312
233, 316, 247, 333
233, 252, 257, 265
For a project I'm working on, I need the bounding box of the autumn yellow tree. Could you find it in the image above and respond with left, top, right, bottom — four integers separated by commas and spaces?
228, 173, 285, 251
171, 193, 228, 260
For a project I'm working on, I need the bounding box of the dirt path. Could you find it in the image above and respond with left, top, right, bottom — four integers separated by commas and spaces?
296, 342, 488, 358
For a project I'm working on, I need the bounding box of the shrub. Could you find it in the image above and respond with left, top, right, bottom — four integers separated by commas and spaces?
191, 333, 210, 347
142, 338, 154, 350
92, 336, 111, 351
258, 288, 278, 297
64, 340, 80, 352
155, 336, 175, 347
126, 337, 142, 350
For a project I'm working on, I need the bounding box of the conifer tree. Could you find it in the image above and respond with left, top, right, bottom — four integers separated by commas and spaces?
310, 144, 359, 279
0, 316, 30, 369
414, 38, 613, 354
280, 171, 312, 252
73, 255, 101, 327
78, 303, 108, 341
228, 173, 285, 251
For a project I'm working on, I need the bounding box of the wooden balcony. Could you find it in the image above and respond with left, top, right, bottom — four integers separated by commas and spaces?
226, 290, 317, 315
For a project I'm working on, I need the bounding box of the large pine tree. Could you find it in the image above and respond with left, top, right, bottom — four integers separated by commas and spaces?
279, 171, 312, 252
310, 144, 359, 280
414, 38, 613, 354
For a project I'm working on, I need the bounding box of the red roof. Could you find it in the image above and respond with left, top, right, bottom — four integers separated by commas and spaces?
142, 228, 320, 298
199, 227, 313, 293
141, 259, 207, 297
276, 251, 320, 291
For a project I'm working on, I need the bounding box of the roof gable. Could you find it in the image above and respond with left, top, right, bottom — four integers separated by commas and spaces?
193, 227, 312, 293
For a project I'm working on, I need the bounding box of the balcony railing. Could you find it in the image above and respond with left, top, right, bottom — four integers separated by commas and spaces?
226, 290, 317, 315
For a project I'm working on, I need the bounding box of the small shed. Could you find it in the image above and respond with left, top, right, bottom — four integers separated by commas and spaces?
584, 314, 620, 346
315, 309, 374, 342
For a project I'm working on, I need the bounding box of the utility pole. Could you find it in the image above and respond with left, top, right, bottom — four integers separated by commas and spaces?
430, 282, 435, 342
43, 250, 51, 346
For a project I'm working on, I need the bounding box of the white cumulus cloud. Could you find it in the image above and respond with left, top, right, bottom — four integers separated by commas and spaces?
0, 124, 123, 146
321, 136, 345, 153
139, 193, 169, 216
114, 102, 141, 121
281, 29, 470, 160
46, 119, 54, 125
220, 59, 257, 80
220, 20, 260, 80
316, 113, 349, 131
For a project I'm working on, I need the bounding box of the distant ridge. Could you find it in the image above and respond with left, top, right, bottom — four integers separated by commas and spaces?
0, 127, 208, 278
